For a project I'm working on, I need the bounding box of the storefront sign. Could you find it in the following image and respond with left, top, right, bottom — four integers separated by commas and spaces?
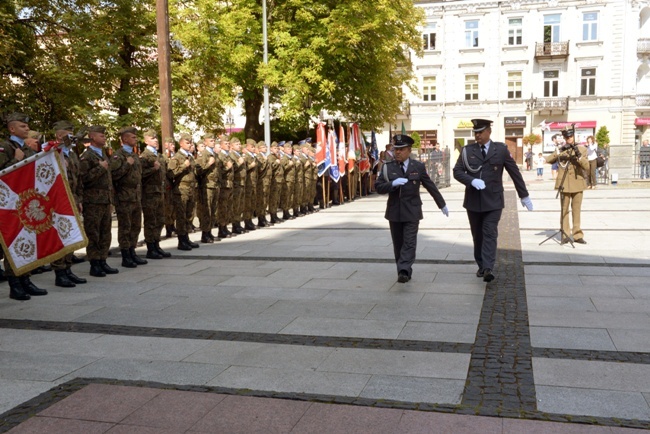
504, 116, 526, 127
635, 118, 650, 126
547, 121, 597, 129
457, 120, 474, 129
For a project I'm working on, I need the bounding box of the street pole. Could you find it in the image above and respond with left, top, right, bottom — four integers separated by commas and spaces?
262, 0, 271, 146
156, 0, 173, 141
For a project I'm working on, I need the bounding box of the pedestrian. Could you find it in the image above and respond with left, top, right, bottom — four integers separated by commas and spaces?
79, 125, 120, 277
525, 147, 533, 171
535, 152, 545, 181
640, 139, 650, 179
375, 134, 449, 283
453, 119, 533, 282
0, 113, 49, 299
585, 135, 598, 189
544, 128, 589, 245
550, 134, 562, 180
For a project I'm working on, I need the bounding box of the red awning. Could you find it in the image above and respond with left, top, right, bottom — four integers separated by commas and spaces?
547, 121, 597, 129
635, 118, 650, 126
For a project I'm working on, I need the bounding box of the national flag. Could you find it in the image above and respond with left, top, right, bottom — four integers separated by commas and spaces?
338, 124, 346, 175
347, 123, 357, 173
315, 122, 328, 166
357, 125, 371, 173
370, 130, 379, 168
328, 129, 340, 183
0, 149, 88, 275
401, 120, 406, 135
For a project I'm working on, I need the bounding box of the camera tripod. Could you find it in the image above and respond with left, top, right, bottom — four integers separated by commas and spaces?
539, 147, 575, 248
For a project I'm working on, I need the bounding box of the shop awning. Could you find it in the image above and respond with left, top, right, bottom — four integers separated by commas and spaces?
547, 121, 597, 129
635, 118, 650, 126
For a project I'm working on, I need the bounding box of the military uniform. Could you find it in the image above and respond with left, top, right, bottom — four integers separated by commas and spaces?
168, 135, 199, 250
163, 139, 176, 238
229, 138, 247, 234
545, 136, 589, 243
216, 138, 235, 238
111, 127, 146, 268
80, 125, 119, 277
242, 139, 258, 231
255, 141, 271, 227
140, 130, 170, 259
196, 136, 220, 243
280, 143, 295, 220
267, 142, 284, 223
0, 113, 49, 299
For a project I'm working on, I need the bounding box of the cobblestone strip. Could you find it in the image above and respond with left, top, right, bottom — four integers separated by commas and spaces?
461, 190, 537, 412
2, 378, 649, 433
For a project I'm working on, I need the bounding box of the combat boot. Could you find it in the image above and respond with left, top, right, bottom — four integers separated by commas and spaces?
244, 219, 257, 231
121, 249, 137, 268
201, 231, 214, 243
186, 235, 200, 248
178, 234, 192, 251
7, 277, 30, 301
257, 217, 267, 228
130, 247, 148, 265
71, 254, 85, 264
55, 269, 76, 288
89, 260, 106, 277
270, 213, 282, 224
146, 242, 163, 259
100, 260, 119, 274
19, 276, 48, 296
66, 268, 87, 284
282, 210, 294, 220
155, 242, 172, 258
232, 223, 245, 235
218, 226, 231, 239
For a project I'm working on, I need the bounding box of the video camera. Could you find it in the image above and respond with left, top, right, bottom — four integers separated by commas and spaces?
63, 126, 91, 147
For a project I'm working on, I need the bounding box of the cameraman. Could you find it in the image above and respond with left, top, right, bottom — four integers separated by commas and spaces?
544, 128, 589, 244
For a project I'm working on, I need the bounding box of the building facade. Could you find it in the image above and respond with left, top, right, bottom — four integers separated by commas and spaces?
385, 0, 650, 180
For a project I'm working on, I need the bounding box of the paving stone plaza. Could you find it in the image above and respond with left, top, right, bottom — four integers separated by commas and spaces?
1, 170, 649, 433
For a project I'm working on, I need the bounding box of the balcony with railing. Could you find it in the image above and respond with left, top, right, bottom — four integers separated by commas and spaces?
638, 39, 650, 55
534, 97, 569, 113
395, 101, 411, 119
637, 94, 650, 106
534, 41, 570, 60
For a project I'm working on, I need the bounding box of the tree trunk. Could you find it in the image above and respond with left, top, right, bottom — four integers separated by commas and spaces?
117, 35, 135, 119
243, 90, 263, 141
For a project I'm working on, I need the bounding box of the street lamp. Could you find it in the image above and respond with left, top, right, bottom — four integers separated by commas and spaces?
525, 94, 536, 134
226, 109, 234, 135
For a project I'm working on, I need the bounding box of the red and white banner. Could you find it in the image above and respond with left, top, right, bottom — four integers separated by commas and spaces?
0, 150, 87, 275
547, 121, 597, 129
315, 122, 327, 168
347, 123, 357, 173
338, 124, 347, 175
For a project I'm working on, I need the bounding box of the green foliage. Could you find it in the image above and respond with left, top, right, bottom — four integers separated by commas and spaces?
596, 126, 610, 148
411, 131, 421, 149
523, 133, 542, 146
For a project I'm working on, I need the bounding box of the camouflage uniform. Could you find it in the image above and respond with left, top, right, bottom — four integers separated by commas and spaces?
280, 144, 295, 219
242, 139, 258, 230
267, 142, 284, 223
140, 140, 168, 256
292, 145, 304, 217
167, 147, 198, 247
255, 141, 271, 226
229, 140, 247, 233
196, 144, 220, 242
216, 145, 234, 237
163, 144, 176, 237
299, 145, 312, 213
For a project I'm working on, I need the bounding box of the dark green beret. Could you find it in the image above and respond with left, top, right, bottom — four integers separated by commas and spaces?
88, 125, 107, 134
53, 120, 74, 132
6, 112, 30, 125
143, 129, 158, 138
179, 132, 192, 142
118, 126, 137, 137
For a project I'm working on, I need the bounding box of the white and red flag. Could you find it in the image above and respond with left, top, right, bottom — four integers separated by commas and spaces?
315, 122, 328, 168
0, 150, 87, 275
347, 123, 358, 173
338, 124, 347, 175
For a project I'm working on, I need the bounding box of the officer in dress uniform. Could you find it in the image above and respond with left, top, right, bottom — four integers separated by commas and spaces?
168, 133, 200, 250
79, 125, 120, 277
140, 129, 171, 258
544, 128, 589, 244
452, 119, 533, 282
375, 134, 449, 283
50, 121, 87, 287
111, 126, 147, 268
0, 113, 49, 299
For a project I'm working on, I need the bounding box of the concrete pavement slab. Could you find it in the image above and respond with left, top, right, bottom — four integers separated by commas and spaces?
360, 375, 465, 404
398, 321, 478, 343
280, 317, 406, 339
0, 351, 98, 382
529, 326, 617, 351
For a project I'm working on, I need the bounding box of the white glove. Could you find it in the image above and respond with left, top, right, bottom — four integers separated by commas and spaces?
471, 179, 486, 190
521, 196, 533, 211
441, 206, 449, 217
392, 178, 408, 187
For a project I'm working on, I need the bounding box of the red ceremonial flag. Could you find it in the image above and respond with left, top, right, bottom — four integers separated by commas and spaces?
347, 123, 357, 172
338, 124, 346, 174
358, 129, 371, 173
0, 150, 88, 275
315, 122, 327, 167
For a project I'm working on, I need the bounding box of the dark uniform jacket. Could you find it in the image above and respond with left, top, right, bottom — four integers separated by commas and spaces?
110, 147, 142, 202
375, 158, 446, 222
453, 141, 529, 212
79, 147, 113, 205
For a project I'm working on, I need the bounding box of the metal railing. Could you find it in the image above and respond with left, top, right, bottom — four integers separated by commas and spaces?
638, 38, 650, 54
534, 97, 569, 111
534, 41, 570, 58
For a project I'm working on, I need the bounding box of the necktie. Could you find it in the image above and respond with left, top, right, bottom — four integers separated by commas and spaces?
481, 145, 486, 159
401, 162, 406, 173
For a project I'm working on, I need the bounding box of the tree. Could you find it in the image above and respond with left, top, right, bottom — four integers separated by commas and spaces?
522, 133, 542, 146
411, 131, 421, 149
170, 0, 423, 140
596, 126, 610, 149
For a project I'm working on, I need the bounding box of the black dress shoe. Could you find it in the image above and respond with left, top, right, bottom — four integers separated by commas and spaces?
574, 238, 587, 244
66, 268, 87, 284
397, 272, 409, 283
476, 268, 484, 278
483, 268, 495, 282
